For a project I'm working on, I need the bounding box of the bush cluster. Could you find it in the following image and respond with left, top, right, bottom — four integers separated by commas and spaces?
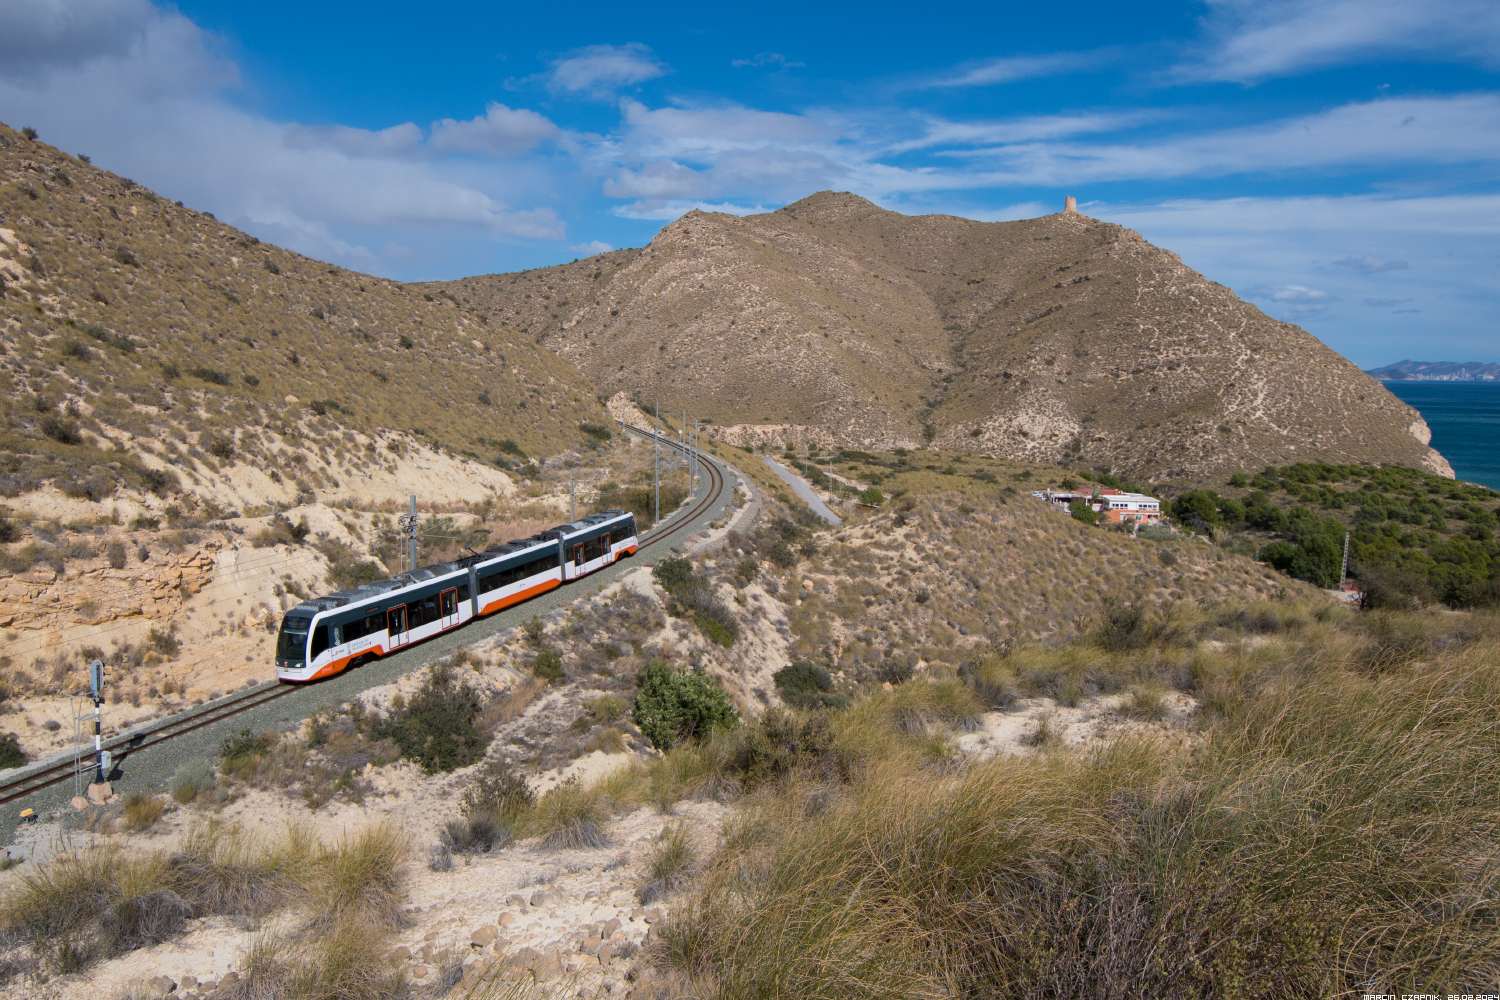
653, 556, 741, 647
772, 661, 846, 709
631, 659, 739, 751
372, 665, 487, 773
1197, 463, 1500, 603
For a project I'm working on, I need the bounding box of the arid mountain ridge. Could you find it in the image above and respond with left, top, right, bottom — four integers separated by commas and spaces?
436, 191, 1452, 486
0, 114, 1452, 502
0, 121, 608, 514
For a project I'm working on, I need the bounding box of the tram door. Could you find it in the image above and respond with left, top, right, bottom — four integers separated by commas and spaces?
439, 588, 459, 628
387, 606, 410, 649
572, 544, 585, 578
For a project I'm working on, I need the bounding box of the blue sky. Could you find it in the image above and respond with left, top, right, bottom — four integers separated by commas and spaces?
1, 0, 1498, 368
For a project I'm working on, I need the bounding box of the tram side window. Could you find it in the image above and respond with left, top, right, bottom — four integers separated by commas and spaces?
310, 625, 330, 659
457, 583, 469, 602
343, 611, 383, 642
415, 597, 438, 626
478, 572, 502, 594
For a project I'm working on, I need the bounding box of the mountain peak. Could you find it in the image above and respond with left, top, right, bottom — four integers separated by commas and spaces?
440, 191, 1453, 483
773, 190, 888, 221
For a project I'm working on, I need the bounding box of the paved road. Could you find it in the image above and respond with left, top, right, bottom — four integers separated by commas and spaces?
762, 457, 842, 525
0, 439, 739, 842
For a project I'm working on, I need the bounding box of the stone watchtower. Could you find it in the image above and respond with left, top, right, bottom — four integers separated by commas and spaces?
1064, 196, 1078, 213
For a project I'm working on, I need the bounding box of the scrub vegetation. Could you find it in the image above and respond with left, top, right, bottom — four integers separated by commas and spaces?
642, 598, 1500, 999
0, 821, 406, 986
1175, 462, 1500, 606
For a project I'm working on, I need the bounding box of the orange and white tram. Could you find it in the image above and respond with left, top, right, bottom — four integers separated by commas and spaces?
275, 510, 637, 682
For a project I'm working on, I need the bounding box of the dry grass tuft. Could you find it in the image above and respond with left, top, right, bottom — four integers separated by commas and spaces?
120, 791, 166, 833
655, 603, 1500, 998
524, 780, 610, 851
0, 819, 406, 981
308, 822, 407, 932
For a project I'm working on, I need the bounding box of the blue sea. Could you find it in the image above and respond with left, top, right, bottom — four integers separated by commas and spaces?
1382, 381, 1500, 491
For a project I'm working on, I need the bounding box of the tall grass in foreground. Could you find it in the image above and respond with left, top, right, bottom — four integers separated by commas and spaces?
0, 820, 406, 990
662, 605, 1500, 999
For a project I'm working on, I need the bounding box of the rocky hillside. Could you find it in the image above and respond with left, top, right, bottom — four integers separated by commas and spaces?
0, 120, 607, 513
435, 192, 1451, 487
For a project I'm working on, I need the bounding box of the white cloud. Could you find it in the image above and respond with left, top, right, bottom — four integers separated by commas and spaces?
429, 102, 562, 157
1247, 283, 1337, 304
732, 53, 804, 69
1183, 0, 1500, 82
616, 99, 837, 158
609, 199, 775, 221
0, 0, 164, 81
1364, 297, 1414, 307
936, 95, 1500, 186
603, 159, 711, 200
547, 43, 666, 95
1244, 284, 1337, 320
1333, 255, 1409, 274
886, 110, 1167, 155
283, 122, 423, 159
922, 52, 1103, 88
568, 240, 614, 255
0, 0, 569, 277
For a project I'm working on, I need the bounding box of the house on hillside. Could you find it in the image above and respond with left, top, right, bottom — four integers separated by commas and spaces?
1035, 487, 1162, 525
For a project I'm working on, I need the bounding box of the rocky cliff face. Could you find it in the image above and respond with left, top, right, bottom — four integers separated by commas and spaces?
438, 192, 1452, 486
0, 541, 218, 635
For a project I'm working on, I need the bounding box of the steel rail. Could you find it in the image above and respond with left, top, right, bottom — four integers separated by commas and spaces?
0, 681, 295, 807
0, 424, 730, 806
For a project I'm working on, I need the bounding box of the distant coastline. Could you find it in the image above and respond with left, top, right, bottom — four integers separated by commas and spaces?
1366, 360, 1500, 382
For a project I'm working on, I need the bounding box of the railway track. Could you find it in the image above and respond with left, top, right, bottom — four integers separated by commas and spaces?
0, 427, 729, 807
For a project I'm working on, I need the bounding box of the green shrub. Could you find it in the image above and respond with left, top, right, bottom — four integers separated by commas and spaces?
858, 487, 885, 505
39, 415, 81, 444
632, 659, 739, 751
521, 615, 546, 646
654, 557, 741, 646
147, 626, 180, 657
205, 436, 235, 460
531, 645, 565, 683
766, 540, 797, 568
733, 707, 842, 787
1068, 500, 1099, 524
373, 665, 486, 773
0, 733, 27, 769
653, 556, 696, 593
169, 759, 216, 804
461, 759, 534, 821
186, 367, 231, 387
220, 728, 275, 763
773, 661, 846, 710
1095, 599, 1149, 652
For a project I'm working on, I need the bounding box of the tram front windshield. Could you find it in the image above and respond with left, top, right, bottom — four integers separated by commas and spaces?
276, 615, 312, 661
